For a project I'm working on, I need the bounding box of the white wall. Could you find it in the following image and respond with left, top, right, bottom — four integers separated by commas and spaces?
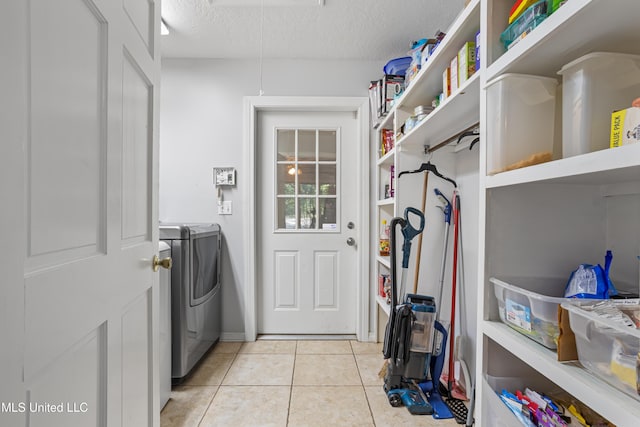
160, 58, 383, 338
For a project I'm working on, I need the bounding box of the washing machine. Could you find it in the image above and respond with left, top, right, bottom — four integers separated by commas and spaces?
159, 223, 222, 384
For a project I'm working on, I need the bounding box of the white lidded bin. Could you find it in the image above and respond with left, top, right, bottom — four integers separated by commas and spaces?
559, 52, 640, 157
486, 74, 558, 175
562, 300, 640, 402
491, 276, 570, 349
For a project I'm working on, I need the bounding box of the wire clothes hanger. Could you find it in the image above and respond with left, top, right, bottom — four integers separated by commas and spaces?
398, 161, 457, 188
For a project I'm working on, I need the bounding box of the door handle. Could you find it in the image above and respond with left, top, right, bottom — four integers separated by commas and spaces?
346, 237, 356, 246
153, 255, 172, 272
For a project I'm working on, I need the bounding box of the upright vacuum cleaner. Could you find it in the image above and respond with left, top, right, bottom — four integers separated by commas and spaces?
382, 207, 437, 415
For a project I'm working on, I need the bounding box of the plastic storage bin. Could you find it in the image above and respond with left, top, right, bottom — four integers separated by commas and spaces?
500, 0, 549, 50
491, 277, 569, 349
484, 372, 563, 427
558, 52, 640, 157
486, 74, 558, 175
562, 301, 640, 402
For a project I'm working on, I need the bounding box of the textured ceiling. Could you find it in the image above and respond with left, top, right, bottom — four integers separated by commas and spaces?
161, 0, 466, 60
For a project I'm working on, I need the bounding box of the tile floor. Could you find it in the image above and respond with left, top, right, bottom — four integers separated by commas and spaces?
161, 340, 460, 427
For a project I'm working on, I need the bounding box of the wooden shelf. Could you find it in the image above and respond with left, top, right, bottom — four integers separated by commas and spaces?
483, 321, 640, 426
485, 143, 640, 188
486, 0, 640, 81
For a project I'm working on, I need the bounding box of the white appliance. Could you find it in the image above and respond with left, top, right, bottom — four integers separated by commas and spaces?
159, 241, 172, 408
159, 223, 222, 384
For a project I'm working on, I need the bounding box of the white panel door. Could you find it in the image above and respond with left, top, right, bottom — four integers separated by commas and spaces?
0, 0, 161, 426
258, 110, 359, 334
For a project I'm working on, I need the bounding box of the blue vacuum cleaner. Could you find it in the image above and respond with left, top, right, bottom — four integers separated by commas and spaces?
382, 207, 437, 415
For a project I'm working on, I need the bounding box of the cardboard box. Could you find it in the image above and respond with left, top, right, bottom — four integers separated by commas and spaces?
458, 42, 476, 86
610, 107, 640, 147
368, 80, 381, 121
420, 42, 437, 68
442, 67, 451, 99
450, 56, 459, 94
557, 306, 578, 362
381, 74, 404, 116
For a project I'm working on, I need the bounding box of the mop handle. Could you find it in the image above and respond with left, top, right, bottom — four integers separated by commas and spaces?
412, 172, 430, 294
448, 192, 460, 393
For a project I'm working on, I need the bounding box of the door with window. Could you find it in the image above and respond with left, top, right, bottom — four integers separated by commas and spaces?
258, 110, 359, 334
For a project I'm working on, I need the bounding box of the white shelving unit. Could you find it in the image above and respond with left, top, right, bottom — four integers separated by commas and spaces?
376, 294, 390, 317
476, 0, 640, 426
372, 0, 482, 365
483, 322, 640, 426
485, 142, 640, 188
372, 0, 640, 423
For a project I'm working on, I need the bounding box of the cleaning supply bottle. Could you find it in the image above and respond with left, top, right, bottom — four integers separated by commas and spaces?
379, 219, 390, 256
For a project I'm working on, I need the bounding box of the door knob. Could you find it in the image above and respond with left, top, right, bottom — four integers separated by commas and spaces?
346, 237, 356, 246
153, 255, 172, 272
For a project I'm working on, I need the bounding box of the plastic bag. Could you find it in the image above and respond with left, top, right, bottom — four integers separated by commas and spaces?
564, 250, 617, 299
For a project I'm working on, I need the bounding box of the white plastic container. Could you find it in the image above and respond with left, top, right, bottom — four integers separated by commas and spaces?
483, 375, 556, 427
558, 52, 640, 157
562, 300, 640, 402
491, 276, 570, 349
486, 74, 558, 175
484, 373, 563, 426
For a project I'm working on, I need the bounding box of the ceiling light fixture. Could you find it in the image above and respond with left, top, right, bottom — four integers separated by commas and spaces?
287, 165, 301, 175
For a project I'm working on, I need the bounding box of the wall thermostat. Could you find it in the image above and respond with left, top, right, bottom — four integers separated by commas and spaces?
214, 167, 236, 186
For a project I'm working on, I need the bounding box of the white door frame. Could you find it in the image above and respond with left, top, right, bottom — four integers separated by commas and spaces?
243, 96, 370, 342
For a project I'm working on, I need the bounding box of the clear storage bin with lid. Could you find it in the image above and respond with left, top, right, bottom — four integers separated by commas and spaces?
558, 52, 640, 157
491, 276, 570, 349
562, 300, 640, 402
485, 74, 558, 175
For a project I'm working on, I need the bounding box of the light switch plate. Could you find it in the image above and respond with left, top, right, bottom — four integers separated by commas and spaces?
218, 200, 232, 215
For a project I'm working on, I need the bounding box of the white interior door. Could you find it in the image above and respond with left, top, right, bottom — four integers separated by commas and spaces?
257, 110, 359, 334
0, 0, 160, 426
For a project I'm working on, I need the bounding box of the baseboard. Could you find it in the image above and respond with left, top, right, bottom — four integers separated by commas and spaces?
257, 334, 357, 341
220, 332, 246, 342
220, 332, 376, 342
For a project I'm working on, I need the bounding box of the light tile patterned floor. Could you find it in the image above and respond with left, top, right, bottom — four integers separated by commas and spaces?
161, 340, 461, 427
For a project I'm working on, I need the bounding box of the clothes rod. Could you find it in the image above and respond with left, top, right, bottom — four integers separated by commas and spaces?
425, 122, 480, 155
